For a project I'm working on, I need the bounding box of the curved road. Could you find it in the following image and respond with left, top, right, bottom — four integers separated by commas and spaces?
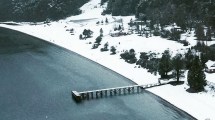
0, 27, 196, 120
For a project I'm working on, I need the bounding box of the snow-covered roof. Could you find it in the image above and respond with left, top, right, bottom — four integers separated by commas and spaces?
163, 24, 181, 31
110, 30, 120, 34
206, 60, 215, 69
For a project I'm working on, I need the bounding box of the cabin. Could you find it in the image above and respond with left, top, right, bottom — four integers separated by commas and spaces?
205, 61, 215, 73
110, 30, 128, 37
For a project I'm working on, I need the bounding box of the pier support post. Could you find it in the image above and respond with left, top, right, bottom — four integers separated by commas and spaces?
128, 87, 131, 93
137, 86, 140, 93
100, 91, 103, 97
90, 92, 93, 99
86, 93, 89, 99
81, 93, 86, 100
110, 90, 113, 96
114, 89, 117, 95
141, 86, 144, 91
105, 90, 107, 96
123, 88, 126, 94
131, 87, 134, 93
96, 91, 99, 98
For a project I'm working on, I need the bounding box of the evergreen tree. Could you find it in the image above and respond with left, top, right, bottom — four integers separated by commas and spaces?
83, 29, 93, 39
120, 49, 137, 64
105, 0, 139, 16
158, 50, 173, 78
206, 27, 212, 41
83, 29, 88, 39
118, 25, 122, 30
187, 56, 206, 92
185, 48, 195, 69
104, 42, 108, 49
105, 17, 109, 24
101, 42, 109, 51
111, 0, 123, 15
95, 36, 102, 44
128, 18, 134, 28
200, 52, 208, 68
101, 0, 108, 6
100, 28, 104, 36
79, 34, 83, 40
174, 4, 187, 31
195, 23, 205, 40
172, 53, 184, 83
110, 46, 116, 55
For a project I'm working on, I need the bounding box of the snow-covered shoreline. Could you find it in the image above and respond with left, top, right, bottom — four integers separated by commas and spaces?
1, 0, 215, 119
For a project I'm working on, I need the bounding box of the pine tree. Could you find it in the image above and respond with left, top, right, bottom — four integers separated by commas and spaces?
206, 27, 212, 41
185, 48, 194, 69
187, 56, 206, 92
110, 46, 116, 55
101, 0, 108, 6
200, 52, 208, 68
105, 17, 109, 24
195, 24, 205, 40
174, 4, 187, 31
158, 50, 173, 78
104, 42, 108, 50
101, 42, 109, 52
95, 35, 102, 44
83, 29, 88, 39
79, 34, 83, 40
100, 28, 103, 36
172, 53, 184, 83
118, 25, 122, 30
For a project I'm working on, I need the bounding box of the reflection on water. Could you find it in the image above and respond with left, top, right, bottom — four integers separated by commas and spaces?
0, 27, 196, 120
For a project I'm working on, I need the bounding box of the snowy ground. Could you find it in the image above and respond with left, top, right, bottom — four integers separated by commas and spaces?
1, 0, 215, 119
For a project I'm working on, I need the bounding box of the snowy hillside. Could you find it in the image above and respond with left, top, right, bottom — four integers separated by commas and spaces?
1, 0, 215, 119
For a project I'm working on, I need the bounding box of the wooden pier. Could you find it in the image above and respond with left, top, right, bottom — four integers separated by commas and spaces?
72, 82, 169, 102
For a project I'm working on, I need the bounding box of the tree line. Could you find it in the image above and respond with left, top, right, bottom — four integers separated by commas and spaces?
120, 48, 207, 92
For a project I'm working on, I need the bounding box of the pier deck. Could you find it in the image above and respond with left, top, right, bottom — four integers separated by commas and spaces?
72, 82, 169, 102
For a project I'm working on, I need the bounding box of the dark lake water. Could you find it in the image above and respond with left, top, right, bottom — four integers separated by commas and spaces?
0, 27, 196, 120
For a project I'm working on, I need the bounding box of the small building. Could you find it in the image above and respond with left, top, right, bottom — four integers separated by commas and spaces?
205, 60, 215, 73
163, 24, 182, 32
110, 30, 128, 37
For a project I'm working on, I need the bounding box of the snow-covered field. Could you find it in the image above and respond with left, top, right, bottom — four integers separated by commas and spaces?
1, 0, 215, 119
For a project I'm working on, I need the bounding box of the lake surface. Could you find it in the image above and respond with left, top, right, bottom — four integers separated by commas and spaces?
0, 27, 196, 120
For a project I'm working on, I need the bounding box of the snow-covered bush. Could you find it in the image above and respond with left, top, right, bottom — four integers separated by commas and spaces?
95, 35, 102, 45
100, 42, 109, 52
83, 29, 93, 39
136, 52, 159, 75
110, 46, 116, 55
120, 49, 137, 64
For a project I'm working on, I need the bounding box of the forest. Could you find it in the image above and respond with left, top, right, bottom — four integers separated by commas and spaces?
0, 0, 89, 22
104, 0, 215, 29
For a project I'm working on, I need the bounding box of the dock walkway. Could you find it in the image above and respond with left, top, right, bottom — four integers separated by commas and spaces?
72, 82, 169, 102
